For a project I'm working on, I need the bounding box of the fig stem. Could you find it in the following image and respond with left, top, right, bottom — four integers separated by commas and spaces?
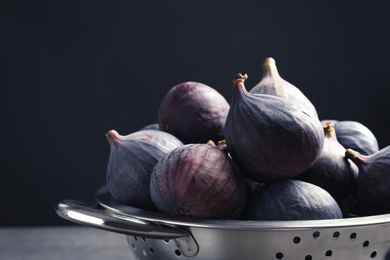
263, 57, 276, 67
206, 140, 216, 146
324, 122, 335, 134
232, 73, 248, 84
262, 57, 279, 77
345, 148, 358, 160
218, 140, 227, 145
106, 129, 122, 146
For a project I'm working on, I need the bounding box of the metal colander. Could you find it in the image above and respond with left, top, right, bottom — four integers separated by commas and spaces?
56, 186, 390, 260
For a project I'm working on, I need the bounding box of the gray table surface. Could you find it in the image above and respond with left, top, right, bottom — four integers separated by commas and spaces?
0, 225, 133, 260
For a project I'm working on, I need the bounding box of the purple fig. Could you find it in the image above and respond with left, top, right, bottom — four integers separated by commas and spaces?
241, 179, 343, 220
224, 73, 324, 182
295, 122, 358, 215
158, 81, 229, 144
140, 123, 159, 131
345, 147, 390, 216
150, 143, 249, 219
250, 57, 318, 119
106, 129, 183, 211
158, 81, 230, 144
321, 119, 379, 155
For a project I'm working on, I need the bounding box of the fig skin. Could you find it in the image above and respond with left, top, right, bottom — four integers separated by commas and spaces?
321, 119, 379, 155
225, 73, 324, 182
150, 143, 249, 219
158, 81, 230, 144
139, 123, 159, 131
250, 57, 319, 119
106, 129, 183, 211
295, 123, 358, 215
345, 147, 390, 216
240, 179, 343, 220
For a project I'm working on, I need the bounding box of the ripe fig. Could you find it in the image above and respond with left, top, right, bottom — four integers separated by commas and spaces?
106, 129, 183, 211
150, 143, 249, 219
321, 119, 379, 155
241, 179, 343, 220
345, 147, 390, 216
224, 73, 324, 182
158, 81, 230, 144
250, 57, 318, 119
140, 123, 159, 131
295, 122, 358, 215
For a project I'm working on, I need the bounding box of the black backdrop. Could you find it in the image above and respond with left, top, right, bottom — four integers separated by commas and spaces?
2, 1, 390, 226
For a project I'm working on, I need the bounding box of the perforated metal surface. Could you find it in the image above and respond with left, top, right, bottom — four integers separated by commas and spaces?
125, 225, 390, 260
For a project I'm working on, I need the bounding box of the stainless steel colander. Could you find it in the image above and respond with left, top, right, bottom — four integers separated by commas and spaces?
56, 186, 390, 260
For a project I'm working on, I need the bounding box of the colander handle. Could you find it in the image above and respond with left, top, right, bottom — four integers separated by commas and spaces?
55, 199, 190, 239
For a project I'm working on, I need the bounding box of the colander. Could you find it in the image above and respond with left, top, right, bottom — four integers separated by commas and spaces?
56, 186, 390, 260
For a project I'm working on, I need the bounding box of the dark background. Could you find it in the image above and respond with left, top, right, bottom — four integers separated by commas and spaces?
2, 1, 390, 226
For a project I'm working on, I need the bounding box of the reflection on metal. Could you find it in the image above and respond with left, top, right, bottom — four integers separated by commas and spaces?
67, 210, 104, 225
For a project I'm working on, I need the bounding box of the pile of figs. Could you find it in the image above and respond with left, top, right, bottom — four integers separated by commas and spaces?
105, 57, 389, 221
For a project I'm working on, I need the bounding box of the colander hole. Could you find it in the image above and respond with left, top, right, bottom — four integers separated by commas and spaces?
275, 252, 284, 259
175, 250, 182, 256
293, 236, 301, 244
325, 250, 332, 257
370, 251, 377, 258
141, 237, 146, 241
313, 231, 320, 239
134, 236, 138, 241
131, 243, 136, 250
350, 232, 357, 240
305, 255, 313, 260
363, 240, 370, 248
150, 248, 154, 254
333, 231, 340, 239
164, 239, 169, 243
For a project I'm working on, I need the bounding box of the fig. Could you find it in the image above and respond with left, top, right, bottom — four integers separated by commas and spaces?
250, 57, 318, 119
321, 120, 379, 155
295, 122, 358, 215
150, 143, 249, 219
345, 147, 390, 216
158, 81, 230, 144
241, 179, 343, 220
106, 129, 183, 211
224, 73, 324, 182
140, 123, 159, 130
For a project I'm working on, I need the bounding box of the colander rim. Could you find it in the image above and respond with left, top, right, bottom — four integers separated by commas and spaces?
96, 186, 390, 231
